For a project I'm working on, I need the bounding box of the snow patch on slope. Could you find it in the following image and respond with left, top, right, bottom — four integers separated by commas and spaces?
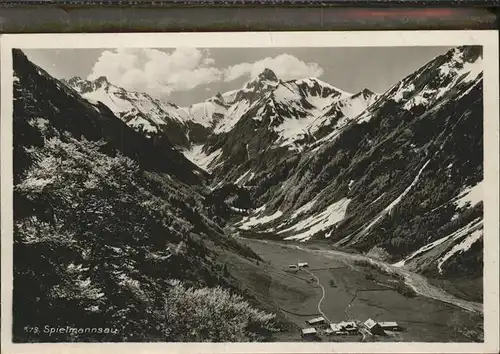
339, 92, 380, 118
238, 210, 284, 230
291, 199, 317, 219
278, 198, 351, 242
213, 99, 253, 133
67, 78, 192, 132
274, 88, 377, 148
363, 160, 431, 234
182, 145, 221, 171
437, 227, 483, 273
182, 100, 227, 128
295, 78, 352, 98
222, 89, 239, 103
273, 82, 303, 104
275, 116, 317, 147
393, 218, 483, 268
393, 235, 451, 268
440, 48, 483, 84
393, 83, 415, 102
389, 47, 482, 113
234, 170, 252, 185
127, 116, 157, 133
80, 86, 134, 113
454, 180, 483, 208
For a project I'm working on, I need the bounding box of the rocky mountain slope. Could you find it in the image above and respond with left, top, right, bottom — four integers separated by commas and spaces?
62, 76, 213, 147
61, 46, 483, 299
12, 49, 283, 342
229, 46, 484, 286
63, 68, 378, 174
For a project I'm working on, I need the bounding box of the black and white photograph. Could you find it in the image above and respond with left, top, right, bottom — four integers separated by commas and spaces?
1, 31, 498, 353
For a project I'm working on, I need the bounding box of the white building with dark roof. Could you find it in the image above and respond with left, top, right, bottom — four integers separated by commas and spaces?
364, 318, 385, 335
306, 317, 326, 326
330, 321, 358, 335
379, 321, 401, 331
301, 327, 318, 339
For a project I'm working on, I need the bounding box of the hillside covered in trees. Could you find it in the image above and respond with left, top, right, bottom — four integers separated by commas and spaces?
12, 49, 281, 342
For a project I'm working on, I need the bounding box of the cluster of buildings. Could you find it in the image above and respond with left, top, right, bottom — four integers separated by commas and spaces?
326, 320, 359, 336
288, 262, 309, 270
364, 318, 401, 335
301, 317, 401, 340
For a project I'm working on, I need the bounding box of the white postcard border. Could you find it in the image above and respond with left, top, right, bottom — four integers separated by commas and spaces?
1, 30, 498, 354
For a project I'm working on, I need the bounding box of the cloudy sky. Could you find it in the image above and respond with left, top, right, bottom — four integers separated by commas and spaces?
24, 46, 452, 106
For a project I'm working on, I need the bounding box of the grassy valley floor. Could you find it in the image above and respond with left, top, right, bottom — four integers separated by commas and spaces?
226, 237, 483, 342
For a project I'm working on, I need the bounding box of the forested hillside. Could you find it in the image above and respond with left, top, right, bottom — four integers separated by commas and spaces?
62, 46, 484, 292
12, 49, 281, 342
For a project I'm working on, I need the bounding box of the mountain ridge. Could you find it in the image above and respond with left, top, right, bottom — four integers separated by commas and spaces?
61, 47, 484, 288
232, 45, 483, 284
62, 68, 372, 149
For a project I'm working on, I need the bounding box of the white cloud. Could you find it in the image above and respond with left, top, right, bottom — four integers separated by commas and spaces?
89, 48, 222, 97
223, 54, 323, 82
88, 49, 323, 99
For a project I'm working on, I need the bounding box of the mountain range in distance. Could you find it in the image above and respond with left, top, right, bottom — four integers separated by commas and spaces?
12, 44, 484, 342
63, 46, 484, 288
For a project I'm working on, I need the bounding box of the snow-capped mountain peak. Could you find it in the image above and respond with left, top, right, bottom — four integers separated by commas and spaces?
352, 88, 376, 100
256, 68, 279, 82
241, 68, 280, 96
354, 46, 482, 124
213, 92, 224, 102
94, 75, 110, 86
294, 77, 352, 99
53, 46, 485, 289
64, 76, 112, 95
389, 46, 481, 109
63, 75, 200, 144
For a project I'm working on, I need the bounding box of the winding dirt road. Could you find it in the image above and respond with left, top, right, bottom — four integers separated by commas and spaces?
241, 238, 483, 315
291, 243, 483, 314
303, 268, 372, 342
303, 269, 331, 323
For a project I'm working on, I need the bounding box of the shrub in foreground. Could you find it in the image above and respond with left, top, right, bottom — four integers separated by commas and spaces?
161, 280, 279, 342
